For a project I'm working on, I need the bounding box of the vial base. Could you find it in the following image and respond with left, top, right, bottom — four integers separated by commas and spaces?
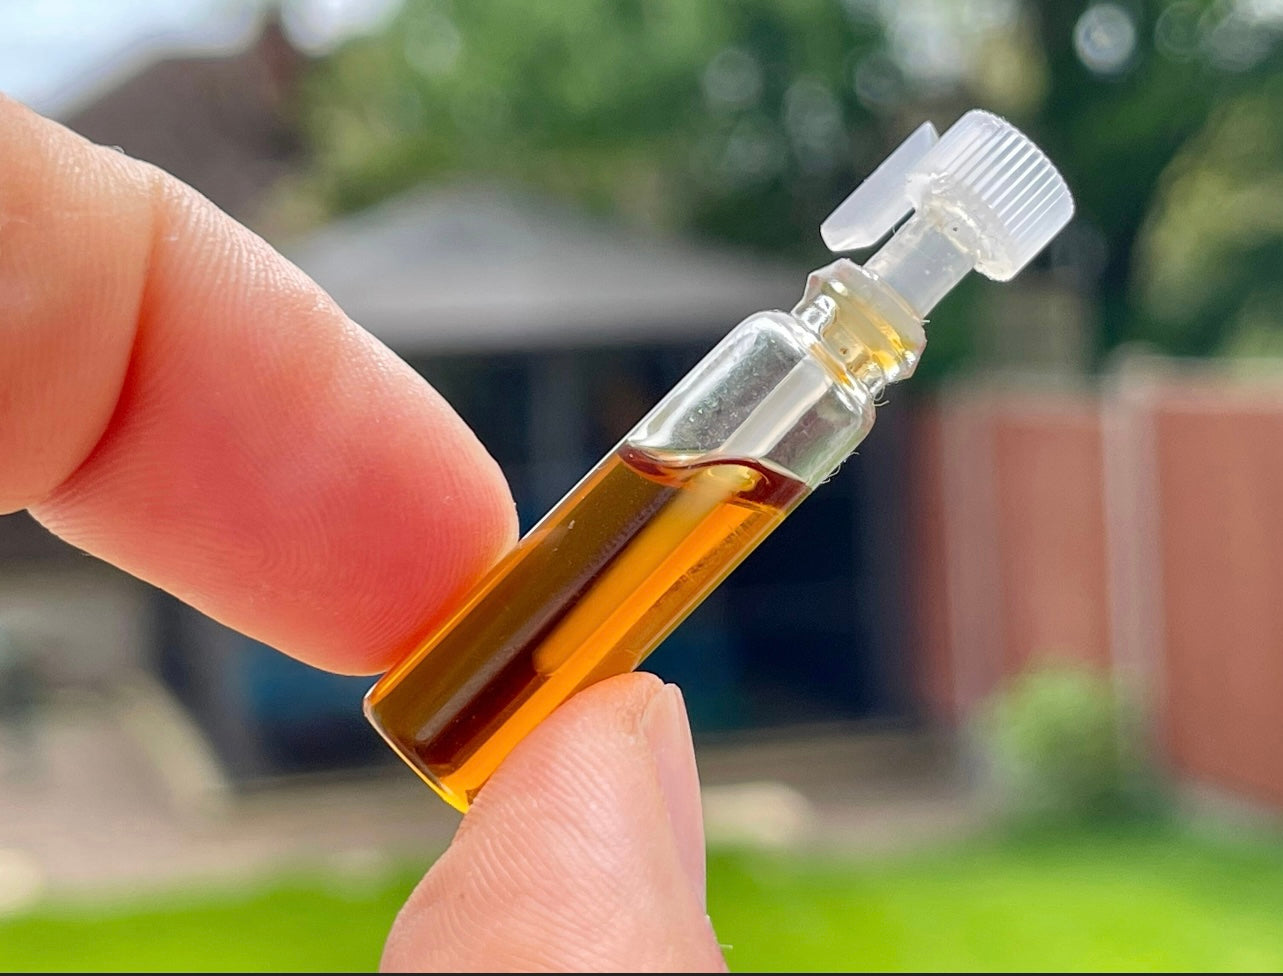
364, 444, 808, 810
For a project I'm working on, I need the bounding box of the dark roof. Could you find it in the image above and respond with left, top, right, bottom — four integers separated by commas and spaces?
61, 20, 303, 223
285, 185, 806, 354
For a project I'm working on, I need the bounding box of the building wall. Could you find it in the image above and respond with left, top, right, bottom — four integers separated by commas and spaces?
0, 563, 154, 685
904, 406, 956, 721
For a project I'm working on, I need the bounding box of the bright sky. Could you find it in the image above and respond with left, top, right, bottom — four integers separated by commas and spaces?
0, 0, 401, 116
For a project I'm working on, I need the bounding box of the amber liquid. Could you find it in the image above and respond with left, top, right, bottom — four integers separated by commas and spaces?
364, 444, 808, 810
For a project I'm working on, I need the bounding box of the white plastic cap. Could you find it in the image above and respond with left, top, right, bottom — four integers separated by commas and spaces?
908, 110, 1074, 280
821, 110, 1074, 283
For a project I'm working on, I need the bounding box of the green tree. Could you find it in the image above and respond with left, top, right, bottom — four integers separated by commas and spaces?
1133, 75, 1283, 356
292, 0, 884, 256
287, 0, 1283, 362
1028, 0, 1283, 357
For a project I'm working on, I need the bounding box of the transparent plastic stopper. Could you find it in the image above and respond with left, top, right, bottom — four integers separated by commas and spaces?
820, 110, 1074, 317
820, 121, 939, 252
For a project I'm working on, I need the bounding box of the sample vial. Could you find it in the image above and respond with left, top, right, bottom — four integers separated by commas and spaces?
365, 110, 1075, 811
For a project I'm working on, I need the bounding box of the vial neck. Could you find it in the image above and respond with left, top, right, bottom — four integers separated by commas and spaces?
793, 259, 926, 391
864, 211, 973, 319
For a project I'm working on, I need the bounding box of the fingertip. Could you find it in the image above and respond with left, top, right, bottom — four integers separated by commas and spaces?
13, 132, 519, 674
641, 683, 707, 909
382, 674, 726, 972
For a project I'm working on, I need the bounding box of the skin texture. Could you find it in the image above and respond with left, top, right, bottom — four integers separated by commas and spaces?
0, 96, 727, 972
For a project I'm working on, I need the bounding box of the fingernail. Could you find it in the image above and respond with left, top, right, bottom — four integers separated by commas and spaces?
641, 683, 706, 909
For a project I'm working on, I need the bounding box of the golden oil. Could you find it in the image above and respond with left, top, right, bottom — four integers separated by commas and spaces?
365, 444, 807, 811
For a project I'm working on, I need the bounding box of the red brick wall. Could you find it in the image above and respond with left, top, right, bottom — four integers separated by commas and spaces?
908, 371, 1283, 811
1150, 389, 1283, 808
990, 403, 1111, 676
908, 388, 1110, 716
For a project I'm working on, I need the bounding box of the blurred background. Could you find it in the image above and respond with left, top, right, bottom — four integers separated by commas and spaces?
3, 0, 1283, 970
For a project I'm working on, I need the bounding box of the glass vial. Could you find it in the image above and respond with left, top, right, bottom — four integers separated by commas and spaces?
366, 262, 920, 810
364, 110, 1074, 810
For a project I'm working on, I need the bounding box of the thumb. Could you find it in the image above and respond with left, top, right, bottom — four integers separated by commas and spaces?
381, 673, 728, 973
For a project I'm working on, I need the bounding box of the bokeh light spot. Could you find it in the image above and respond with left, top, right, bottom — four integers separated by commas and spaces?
1073, 3, 1137, 76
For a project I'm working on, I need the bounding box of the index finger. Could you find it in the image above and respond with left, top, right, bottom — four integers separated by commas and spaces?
2, 97, 517, 674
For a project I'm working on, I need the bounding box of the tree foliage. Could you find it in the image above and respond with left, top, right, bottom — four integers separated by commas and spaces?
289, 0, 1283, 362
293, 0, 884, 256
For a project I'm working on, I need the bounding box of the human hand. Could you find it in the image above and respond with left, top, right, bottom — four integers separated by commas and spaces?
0, 96, 726, 972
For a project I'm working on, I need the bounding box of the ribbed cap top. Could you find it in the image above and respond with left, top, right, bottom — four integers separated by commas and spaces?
906, 110, 1073, 280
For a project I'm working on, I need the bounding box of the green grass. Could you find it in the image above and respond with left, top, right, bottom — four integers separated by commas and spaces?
710, 822, 1283, 972
0, 865, 428, 972
3, 822, 1283, 971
